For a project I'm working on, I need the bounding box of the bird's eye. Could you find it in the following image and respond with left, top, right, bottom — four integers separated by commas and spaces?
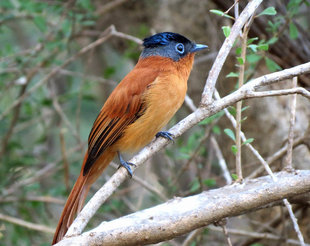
175, 43, 185, 54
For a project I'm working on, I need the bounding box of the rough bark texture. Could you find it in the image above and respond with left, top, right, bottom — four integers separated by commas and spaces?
56, 170, 310, 246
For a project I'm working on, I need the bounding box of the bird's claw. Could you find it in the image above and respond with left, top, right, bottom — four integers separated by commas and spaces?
118, 161, 136, 177
156, 131, 174, 142
118, 152, 136, 177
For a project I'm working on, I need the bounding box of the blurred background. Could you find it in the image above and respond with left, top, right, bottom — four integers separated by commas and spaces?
0, 0, 310, 245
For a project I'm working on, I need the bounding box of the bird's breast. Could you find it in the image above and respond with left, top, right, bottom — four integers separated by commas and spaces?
115, 72, 187, 153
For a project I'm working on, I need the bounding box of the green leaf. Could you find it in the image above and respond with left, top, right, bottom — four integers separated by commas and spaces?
210, 9, 234, 20
289, 22, 298, 39
248, 44, 258, 52
212, 125, 221, 135
222, 26, 231, 37
257, 7, 277, 17
33, 16, 47, 32
267, 20, 281, 33
231, 173, 238, 180
199, 111, 224, 125
241, 116, 248, 122
104, 66, 116, 78
0, 0, 14, 8
242, 138, 254, 145
62, 19, 72, 37
241, 106, 250, 112
228, 106, 236, 116
258, 43, 269, 51
226, 72, 239, 78
265, 57, 281, 72
78, 0, 94, 10
41, 98, 52, 106
190, 179, 200, 193
236, 47, 242, 55
224, 128, 236, 141
247, 37, 259, 44
237, 57, 244, 65
231, 145, 238, 155
247, 54, 262, 63
267, 37, 278, 45
82, 20, 96, 26
203, 179, 216, 187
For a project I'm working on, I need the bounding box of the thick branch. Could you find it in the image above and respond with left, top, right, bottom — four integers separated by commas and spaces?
56, 170, 310, 246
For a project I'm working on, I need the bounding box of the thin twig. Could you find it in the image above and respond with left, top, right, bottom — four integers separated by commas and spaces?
58, 69, 117, 86
247, 135, 306, 179
208, 225, 309, 246
0, 213, 54, 234
0, 66, 39, 157
235, 18, 251, 182
2, 145, 83, 197
171, 126, 213, 186
211, 136, 232, 184
50, 83, 81, 143
184, 94, 197, 112
244, 87, 310, 100
283, 199, 305, 246
182, 228, 204, 246
109, 162, 167, 201
221, 224, 233, 246
95, 0, 129, 16
285, 77, 298, 170
0, 195, 64, 204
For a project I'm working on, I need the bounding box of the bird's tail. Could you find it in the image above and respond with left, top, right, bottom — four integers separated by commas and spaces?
52, 150, 115, 244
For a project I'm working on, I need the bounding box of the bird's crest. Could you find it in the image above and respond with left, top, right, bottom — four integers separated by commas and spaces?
143, 32, 191, 48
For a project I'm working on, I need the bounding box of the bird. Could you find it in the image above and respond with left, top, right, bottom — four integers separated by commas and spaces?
52, 32, 207, 244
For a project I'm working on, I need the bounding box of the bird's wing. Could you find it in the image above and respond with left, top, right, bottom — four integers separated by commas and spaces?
83, 68, 159, 175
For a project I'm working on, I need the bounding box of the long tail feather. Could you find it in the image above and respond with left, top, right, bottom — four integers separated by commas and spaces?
52, 150, 115, 244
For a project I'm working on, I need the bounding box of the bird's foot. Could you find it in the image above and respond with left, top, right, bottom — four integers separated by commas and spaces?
118, 152, 136, 177
156, 131, 174, 142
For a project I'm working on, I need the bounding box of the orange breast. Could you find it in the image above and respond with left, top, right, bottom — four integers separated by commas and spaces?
115, 53, 194, 153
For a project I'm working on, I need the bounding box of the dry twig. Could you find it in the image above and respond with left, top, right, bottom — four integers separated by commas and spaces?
0, 213, 54, 234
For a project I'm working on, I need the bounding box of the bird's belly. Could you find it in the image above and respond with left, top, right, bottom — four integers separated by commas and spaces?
116, 75, 186, 153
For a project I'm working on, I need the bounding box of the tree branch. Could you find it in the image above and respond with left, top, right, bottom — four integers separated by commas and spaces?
55, 170, 310, 246
0, 213, 54, 234
201, 0, 263, 104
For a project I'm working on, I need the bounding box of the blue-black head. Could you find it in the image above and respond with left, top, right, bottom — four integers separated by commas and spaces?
141, 32, 207, 61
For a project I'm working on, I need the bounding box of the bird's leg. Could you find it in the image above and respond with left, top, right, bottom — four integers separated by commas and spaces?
117, 151, 136, 177
156, 131, 174, 142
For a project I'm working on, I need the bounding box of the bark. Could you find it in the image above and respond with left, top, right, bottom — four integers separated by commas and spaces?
56, 170, 310, 246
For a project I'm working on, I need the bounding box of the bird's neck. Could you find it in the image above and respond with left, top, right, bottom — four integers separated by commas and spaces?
136, 54, 195, 80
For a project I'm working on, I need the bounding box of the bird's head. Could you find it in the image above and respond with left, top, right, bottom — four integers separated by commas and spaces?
141, 32, 208, 62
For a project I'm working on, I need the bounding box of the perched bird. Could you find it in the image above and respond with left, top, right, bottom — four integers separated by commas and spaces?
52, 32, 207, 244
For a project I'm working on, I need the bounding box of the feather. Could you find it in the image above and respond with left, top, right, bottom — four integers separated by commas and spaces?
83, 62, 161, 175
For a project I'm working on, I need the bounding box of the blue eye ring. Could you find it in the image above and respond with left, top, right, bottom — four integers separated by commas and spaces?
175, 43, 185, 54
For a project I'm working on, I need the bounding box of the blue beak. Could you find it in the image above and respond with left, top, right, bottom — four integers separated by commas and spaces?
191, 44, 208, 53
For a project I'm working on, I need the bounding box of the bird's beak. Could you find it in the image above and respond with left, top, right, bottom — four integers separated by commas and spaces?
191, 44, 208, 53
